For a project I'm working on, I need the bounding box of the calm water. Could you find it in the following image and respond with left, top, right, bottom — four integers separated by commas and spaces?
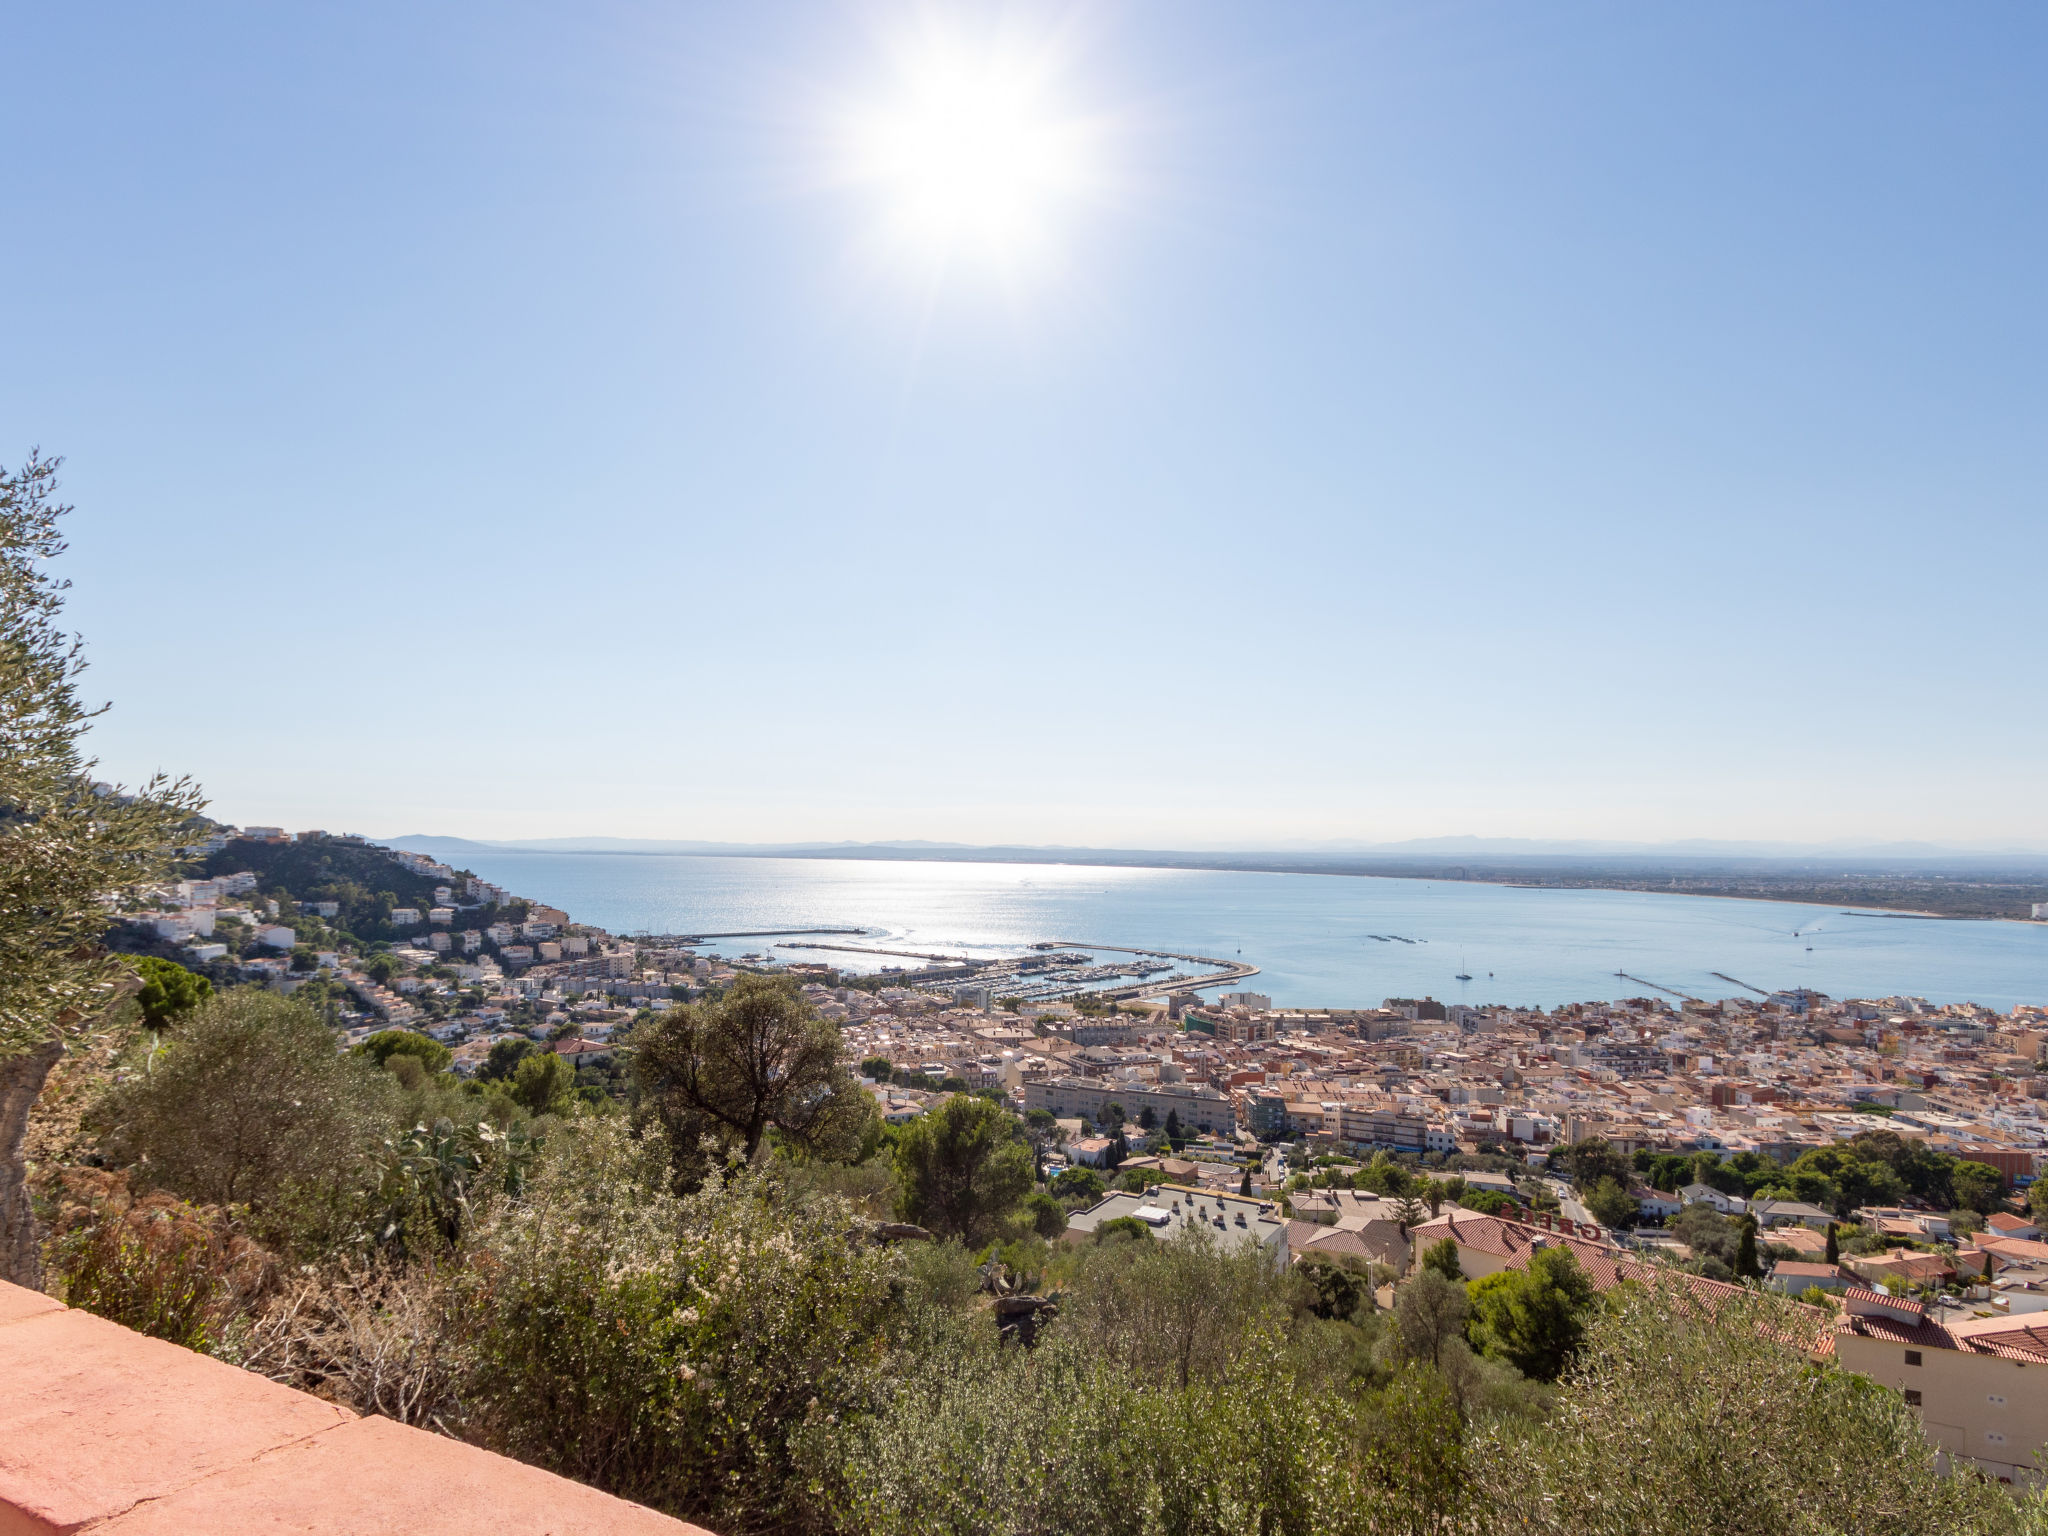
429, 850, 2048, 1011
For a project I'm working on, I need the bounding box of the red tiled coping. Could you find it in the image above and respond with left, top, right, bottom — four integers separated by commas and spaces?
0, 1280, 712, 1535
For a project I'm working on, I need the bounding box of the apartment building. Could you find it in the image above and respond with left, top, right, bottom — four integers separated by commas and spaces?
1334, 1103, 1457, 1154
1024, 1075, 1236, 1137
1834, 1287, 2048, 1485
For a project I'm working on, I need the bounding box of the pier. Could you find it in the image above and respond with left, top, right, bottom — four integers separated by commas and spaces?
1613, 971, 1703, 1003
1053, 941, 1260, 1001
774, 941, 981, 965
670, 926, 867, 942
1712, 971, 1772, 997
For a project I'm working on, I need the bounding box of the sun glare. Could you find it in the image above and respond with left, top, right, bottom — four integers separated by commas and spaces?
842, 28, 1095, 280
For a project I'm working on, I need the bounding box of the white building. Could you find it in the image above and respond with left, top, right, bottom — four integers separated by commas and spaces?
1064, 1185, 1287, 1267
150, 910, 215, 941
1678, 1182, 1748, 1215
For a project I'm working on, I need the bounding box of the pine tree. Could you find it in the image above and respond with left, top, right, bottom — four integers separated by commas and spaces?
1735, 1215, 1762, 1280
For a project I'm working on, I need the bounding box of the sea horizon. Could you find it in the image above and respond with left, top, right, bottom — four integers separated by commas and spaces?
396, 845, 2048, 1013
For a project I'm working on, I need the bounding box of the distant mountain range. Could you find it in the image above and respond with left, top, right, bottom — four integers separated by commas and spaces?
381, 833, 2048, 876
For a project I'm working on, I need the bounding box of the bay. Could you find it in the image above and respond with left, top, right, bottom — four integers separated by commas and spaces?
419, 850, 2048, 1012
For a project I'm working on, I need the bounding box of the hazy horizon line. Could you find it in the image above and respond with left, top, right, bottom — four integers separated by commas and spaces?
372, 831, 2048, 864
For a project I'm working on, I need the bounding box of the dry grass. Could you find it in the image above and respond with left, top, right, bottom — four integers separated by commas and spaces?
227, 1262, 462, 1428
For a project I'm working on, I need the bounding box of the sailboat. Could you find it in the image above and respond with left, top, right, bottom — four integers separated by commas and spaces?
1456, 954, 1473, 981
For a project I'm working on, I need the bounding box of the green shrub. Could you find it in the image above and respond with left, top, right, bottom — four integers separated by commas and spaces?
1459, 1188, 1515, 1217
355, 1028, 453, 1074
94, 990, 387, 1210
1050, 1166, 1106, 1205
1093, 1215, 1153, 1243
1023, 1190, 1068, 1239
458, 1119, 903, 1530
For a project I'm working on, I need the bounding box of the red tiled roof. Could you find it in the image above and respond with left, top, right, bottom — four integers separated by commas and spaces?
1417, 1208, 1836, 1356
1981, 1235, 2048, 1264
1836, 1301, 2048, 1364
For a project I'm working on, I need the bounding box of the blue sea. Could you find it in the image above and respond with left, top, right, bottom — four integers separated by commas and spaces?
423, 850, 2048, 1012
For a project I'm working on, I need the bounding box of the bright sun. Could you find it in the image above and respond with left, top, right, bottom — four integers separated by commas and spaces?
842, 28, 1094, 279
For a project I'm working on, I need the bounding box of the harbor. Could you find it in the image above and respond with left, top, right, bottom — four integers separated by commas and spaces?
418, 849, 2048, 1012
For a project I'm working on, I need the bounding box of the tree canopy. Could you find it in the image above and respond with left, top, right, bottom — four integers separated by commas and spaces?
892, 1093, 1034, 1245
1051, 1165, 1107, 1206
130, 955, 211, 1029
2, 452, 201, 1284
1420, 1235, 1464, 1283
1584, 1177, 1638, 1231
1556, 1136, 1631, 1193
355, 1028, 453, 1074
94, 989, 385, 1209
633, 974, 870, 1171
0, 452, 201, 1056
1466, 1246, 1599, 1381
511, 1050, 576, 1117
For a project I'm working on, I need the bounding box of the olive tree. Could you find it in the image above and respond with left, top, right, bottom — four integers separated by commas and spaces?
1383, 1266, 1469, 1371
95, 990, 384, 1209
0, 452, 201, 1283
1064, 1226, 1287, 1390
1469, 1284, 2021, 1536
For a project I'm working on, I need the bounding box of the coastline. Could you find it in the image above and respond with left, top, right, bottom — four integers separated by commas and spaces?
409, 842, 2047, 927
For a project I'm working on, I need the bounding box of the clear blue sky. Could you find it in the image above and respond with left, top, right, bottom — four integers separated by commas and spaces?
6, 3, 2043, 848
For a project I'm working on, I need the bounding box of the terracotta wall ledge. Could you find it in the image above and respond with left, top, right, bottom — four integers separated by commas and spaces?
0, 1280, 712, 1536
